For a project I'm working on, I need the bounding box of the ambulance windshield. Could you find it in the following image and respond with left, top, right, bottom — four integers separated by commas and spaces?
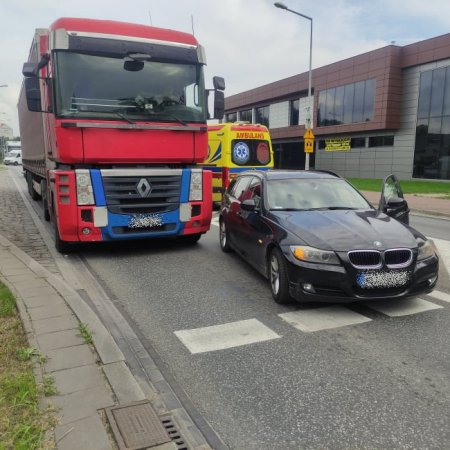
54, 51, 207, 123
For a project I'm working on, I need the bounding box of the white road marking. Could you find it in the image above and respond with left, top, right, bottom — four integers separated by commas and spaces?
427, 290, 450, 303
211, 217, 219, 227
428, 237, 450, 277
174, 318, 280, 354
364, 297, 443, 317
278, 306, 372, 333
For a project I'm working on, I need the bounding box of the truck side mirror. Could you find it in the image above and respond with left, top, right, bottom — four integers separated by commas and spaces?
214, 90, 225, 120
22, 62, 38, 77
24, 77, 43, 112
213, 76, 225, 91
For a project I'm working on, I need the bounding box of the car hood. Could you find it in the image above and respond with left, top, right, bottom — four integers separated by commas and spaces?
272, 209, 418, 251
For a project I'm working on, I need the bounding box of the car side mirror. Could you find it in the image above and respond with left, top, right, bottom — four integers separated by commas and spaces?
241, 199, 256, 211
386, 197, 405, 209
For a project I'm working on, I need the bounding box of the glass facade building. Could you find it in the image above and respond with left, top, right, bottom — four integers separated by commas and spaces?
414, 66, 450, 180
224, 33, 450, 180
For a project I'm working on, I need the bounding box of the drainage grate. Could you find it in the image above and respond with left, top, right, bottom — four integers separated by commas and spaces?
160, 414, 188, 450
105, 400, 171, 450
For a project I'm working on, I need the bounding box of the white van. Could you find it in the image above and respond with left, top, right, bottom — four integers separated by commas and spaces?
4, 150, 22, 166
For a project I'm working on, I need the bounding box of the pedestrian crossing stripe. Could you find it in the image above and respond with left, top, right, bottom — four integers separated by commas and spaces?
363, 297, 442, 317
174, 318, 281, 354
430, 237, 450, 277
279, 306, 372, 332
428, 290, 450, 303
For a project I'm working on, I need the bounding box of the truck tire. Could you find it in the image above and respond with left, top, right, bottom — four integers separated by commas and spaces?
26, 171, 40, 201
54, 224, 72, 254
41, 180, 50, 221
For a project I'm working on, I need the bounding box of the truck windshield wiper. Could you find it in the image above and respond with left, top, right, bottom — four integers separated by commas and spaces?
113, 111, 135, 124
142, 111, 188, 126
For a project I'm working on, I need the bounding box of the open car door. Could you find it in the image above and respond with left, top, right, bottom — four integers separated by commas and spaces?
378, 174, 410, 225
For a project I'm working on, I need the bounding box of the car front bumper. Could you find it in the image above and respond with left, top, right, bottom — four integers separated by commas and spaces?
284, 253, 439, 303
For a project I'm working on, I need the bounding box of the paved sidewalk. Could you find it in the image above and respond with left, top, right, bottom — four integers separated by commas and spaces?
0, 234, 179, 450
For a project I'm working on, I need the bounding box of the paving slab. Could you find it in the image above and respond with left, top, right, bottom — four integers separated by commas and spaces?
37, 329, 85, 352
27, 303, 73, 321
15, 284, 57, 298
45, 345, 96, 373
52, 364, 106, 395
51, 386, 115, 425
103, 361, 146, 404
33, 314, 78, 335
24, 292, 66, 309
55, 414, 112, 450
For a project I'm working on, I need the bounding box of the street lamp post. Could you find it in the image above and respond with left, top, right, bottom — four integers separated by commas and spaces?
274, 2, 313, 170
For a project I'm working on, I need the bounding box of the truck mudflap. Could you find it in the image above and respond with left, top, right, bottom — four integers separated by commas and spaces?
53, 168, 212, 242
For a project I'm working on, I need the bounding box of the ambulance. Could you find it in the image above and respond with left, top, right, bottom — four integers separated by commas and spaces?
203, 122, 274, 203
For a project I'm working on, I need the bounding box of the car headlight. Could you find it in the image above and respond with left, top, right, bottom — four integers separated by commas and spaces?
290, 245, 340, 265
417, 240, 436, 261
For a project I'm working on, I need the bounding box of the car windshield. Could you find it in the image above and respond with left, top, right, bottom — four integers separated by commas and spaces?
266, 178, 372, 211
54, 51, 207, 123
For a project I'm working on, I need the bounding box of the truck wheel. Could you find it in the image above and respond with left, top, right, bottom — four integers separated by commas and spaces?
41, 180, 50, 221
26, 171, 40, 201
54, 225, 72, 254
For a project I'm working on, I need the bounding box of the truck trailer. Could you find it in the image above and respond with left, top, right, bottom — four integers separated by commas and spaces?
18, 17, 225, 252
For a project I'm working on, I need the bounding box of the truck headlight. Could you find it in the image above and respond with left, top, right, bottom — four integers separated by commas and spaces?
76, 169, 95, 205
189, 169, 203, 201
290, 245, 340, 265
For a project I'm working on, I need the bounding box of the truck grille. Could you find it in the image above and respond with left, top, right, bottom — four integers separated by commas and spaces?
102, 175, 182, 215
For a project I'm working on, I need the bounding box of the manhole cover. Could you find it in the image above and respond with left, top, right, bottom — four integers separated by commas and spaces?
105, 400, 171, 450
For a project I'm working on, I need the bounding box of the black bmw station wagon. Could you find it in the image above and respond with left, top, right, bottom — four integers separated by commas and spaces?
219, 170, 439, 304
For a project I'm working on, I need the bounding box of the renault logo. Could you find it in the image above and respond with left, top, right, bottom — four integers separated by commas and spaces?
136, 178, 152, 198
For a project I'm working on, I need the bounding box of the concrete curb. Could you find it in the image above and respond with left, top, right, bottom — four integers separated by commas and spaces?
0, 232, 148, 449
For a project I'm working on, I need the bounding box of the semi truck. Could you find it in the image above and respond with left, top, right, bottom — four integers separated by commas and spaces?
18, 17, 225, 252
202, 122, 273, 203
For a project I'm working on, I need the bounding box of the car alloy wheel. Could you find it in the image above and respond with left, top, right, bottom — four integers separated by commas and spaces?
269, 248, 291, 304
219, 219, 232, 253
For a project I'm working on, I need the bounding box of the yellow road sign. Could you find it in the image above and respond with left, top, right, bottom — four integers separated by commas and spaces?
304, 128, 314, 139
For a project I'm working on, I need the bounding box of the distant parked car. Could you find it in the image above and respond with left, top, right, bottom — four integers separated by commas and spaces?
219, 170, 439, 304
4, 150, 22, 166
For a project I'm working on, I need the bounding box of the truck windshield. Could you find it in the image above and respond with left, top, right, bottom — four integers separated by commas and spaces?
54, 51, 207, 123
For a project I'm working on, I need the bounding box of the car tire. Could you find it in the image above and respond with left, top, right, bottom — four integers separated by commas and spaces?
219, 219, 232, 253
13, 162, 18, 166
269, 247, 292, 304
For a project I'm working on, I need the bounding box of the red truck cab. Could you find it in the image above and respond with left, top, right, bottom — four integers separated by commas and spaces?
18, 18, 225, 252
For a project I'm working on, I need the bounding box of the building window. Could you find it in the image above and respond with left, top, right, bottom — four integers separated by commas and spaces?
226, 112, 237, 122
317, 79, 376, 127
290, 99, 299, 125
239, 109, 252, 123
368, 136, 394, 147
351, 137, 366, 148
255, 106, 269, 127
414, 66, 450, 180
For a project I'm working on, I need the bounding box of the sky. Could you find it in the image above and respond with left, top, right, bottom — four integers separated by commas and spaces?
1, 0, 450, 136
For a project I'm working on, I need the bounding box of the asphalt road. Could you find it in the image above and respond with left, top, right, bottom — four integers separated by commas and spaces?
81, 223, 450, 450
9, 166, 450, 449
